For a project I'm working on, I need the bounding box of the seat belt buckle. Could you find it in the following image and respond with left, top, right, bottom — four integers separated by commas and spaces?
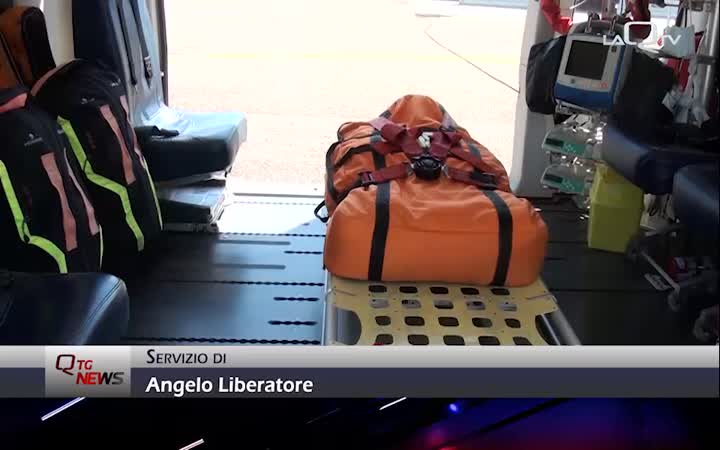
417, 132, 433, 150
411, 156, 443, 180
359, 171, 375, 187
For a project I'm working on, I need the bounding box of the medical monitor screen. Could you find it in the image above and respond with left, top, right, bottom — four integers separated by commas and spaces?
565, 40, 609, 80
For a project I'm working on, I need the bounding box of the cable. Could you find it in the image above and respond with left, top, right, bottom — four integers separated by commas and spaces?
570, 0, 590, 10
423, 22, 520, 94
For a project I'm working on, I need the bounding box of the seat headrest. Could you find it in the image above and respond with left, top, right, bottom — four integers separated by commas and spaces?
0, 6, 56, 87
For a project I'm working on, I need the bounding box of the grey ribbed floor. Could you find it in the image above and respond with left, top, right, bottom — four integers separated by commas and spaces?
123, 195, 327, 344
122, 194, 698, 345
536, 198, 699, 345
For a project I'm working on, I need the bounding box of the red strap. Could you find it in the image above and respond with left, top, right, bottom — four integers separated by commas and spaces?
372, 141, 402, 156
387, 126, 424, 158
448, 146, 495, 174
367, 117, 496, 187
360, 164, 411, 186
428, 131, 462, 160
441, 111, 457, 129
369, 117, 424, 158
445, 167, 497, 190
539, 0, 650, 38
360, 164, 496, 190
368, 117, 393, 131
540, 0, 572, 34
627, 0, 652, 39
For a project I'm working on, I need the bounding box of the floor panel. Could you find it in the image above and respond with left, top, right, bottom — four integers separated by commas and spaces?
218, 195, 326, 235
123, 196, 327, 345
122, 194, 696, 345
125, 282, 324, 344
144, 234, 324, 284
539, 211, 588, 244
542, 244, 655, 292
554, 291, 698, 345
536, 198, 700, 344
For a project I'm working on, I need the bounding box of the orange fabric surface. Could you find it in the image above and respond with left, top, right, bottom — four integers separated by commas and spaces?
323, 95, 548, 286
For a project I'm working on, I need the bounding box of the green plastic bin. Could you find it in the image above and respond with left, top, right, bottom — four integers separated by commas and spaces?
588, 164, 644, 253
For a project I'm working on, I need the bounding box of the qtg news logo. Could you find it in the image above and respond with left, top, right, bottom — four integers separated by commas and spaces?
55, 354, 126, 385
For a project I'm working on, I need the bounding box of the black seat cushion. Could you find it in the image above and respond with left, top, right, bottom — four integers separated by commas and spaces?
0, 272, 129, 345
673, 163, 720, 248
603, 125, 718, 195
137, 108, 246, 182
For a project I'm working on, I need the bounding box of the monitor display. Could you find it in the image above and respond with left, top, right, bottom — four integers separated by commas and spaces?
564, 40, 609, 80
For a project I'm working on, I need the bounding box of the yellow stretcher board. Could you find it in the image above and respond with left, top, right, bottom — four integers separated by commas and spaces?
324, 275, 577, 346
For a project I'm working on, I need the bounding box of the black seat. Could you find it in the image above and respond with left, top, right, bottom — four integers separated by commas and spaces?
0, 271, 129, 345
603, 127, 718, 313
73, 0, 246, 183
673, 163, 720, 249
136, 108, 245, 182
662, 163, 719, 312
603, 125, 718, 195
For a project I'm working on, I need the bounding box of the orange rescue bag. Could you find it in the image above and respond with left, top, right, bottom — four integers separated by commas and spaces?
320, 95, 548, 286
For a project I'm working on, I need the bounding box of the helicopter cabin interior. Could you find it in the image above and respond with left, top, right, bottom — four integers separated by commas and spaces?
0, 0, 718, 348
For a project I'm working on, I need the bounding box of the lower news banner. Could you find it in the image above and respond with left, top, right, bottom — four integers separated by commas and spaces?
135, 346, 720, 398
0, 346, 718, 398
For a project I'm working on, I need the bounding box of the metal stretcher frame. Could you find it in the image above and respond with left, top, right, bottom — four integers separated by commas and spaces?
323, 273, 580, 346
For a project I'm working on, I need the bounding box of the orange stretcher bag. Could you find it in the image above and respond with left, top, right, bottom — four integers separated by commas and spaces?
319, 95, 548, 286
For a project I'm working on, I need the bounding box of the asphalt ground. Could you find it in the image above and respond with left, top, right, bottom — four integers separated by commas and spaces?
165, 0, 526, 190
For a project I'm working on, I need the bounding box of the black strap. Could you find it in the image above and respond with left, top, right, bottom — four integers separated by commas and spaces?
324, 142, 341, 203
466, 141, 511, 285
484, 190, 512, 286
128, 0, 153, 82
333, 144, 374, 169
368, 152, 390, 281
332, 180, 363, 208
135, 126, 179, 141
0, 35, 22, 82
116, 1, 138, 86
468, 169, 497, 187
22, 7, 56, 81
313, 201, 329, 223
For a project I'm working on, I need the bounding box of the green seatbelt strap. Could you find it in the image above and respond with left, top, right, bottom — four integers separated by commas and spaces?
0, 160, 68, 273
59, 117, 146, 252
